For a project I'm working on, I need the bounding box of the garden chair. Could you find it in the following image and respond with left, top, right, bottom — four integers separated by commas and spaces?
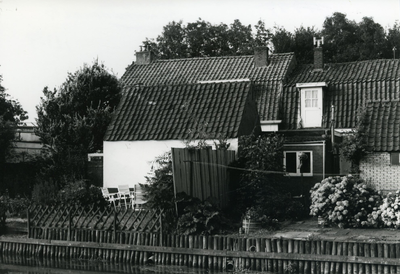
101, 187, 117, 209
118, 185, 134, 209
132, 184, 147, 210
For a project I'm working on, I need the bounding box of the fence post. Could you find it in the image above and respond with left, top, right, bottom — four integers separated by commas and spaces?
113, 210, 117, 243
67, 208, 72, 241
27, 207, 31, 238
159, 210, 163, 246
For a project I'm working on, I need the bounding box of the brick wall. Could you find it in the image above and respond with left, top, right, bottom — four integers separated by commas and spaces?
360, 152, 400, 191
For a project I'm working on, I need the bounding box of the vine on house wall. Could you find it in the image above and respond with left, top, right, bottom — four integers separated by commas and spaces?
339, 107, 369, 172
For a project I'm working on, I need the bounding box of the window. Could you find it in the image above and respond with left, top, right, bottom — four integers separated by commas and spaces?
390, 152, 400, 165
284, 151, 313, 176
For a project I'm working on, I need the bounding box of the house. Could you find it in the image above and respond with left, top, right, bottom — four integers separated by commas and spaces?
103, 81, 260, 188
361, 100, 400, 191
278, 38, 400, 193
103, 47, 296, 188
7, 125, 43, 163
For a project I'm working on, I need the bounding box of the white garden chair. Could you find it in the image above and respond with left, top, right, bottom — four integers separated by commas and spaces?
101, 187, 117, 209
117, 185, 134, 209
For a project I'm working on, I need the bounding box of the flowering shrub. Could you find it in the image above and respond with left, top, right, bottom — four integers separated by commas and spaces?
369, 191, 400, 228
310, 175, 381, 228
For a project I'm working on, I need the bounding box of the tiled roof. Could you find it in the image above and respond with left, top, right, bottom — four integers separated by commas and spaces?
104, 81, 258, 141
121, 53, 295, 86
281, 59, 400, 130
365, 100, 400, 152
119, 53, 295, 121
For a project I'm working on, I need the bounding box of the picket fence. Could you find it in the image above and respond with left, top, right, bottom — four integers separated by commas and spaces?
2, 231, 400, 273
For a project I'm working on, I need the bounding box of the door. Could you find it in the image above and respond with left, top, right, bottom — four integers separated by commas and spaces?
301, 88, 322, 127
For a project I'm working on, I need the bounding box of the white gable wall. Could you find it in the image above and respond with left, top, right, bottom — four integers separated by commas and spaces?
103, 139, 238, 188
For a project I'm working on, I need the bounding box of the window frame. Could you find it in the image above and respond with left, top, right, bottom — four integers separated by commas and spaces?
284, 151, 313, 177
390, 152, 400, 166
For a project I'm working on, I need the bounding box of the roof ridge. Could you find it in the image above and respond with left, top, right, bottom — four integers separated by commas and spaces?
300, 58, 400, 67
153, 52, 295, 63
124, 80, 252, 89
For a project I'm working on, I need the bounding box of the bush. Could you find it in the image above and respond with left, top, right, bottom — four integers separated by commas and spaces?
176, 195, 231, 235
31, 180, 59, 205
369, 191, 400, 228
310, 175, 381, 228
58, 180, 107, 209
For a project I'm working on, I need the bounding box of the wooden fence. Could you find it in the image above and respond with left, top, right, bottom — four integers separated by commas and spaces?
27, 205, 164, 241
171, 147, 235, 209
2, 234, 400, 273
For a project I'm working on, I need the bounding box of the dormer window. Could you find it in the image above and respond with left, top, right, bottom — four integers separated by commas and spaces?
296, 82, 327, 128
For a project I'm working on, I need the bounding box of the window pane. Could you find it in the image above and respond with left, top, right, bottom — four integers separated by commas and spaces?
305, 99, 311, 107
299, 152, 311, 173
305, 90, 312, 98
312, 90, 318, 98
286, 153, 297, 173
312, 99, 318, 107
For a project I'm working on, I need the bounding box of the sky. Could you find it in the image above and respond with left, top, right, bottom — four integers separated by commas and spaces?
0, 0, 399, 123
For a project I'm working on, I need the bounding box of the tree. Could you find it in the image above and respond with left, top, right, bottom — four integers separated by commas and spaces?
321, 12, 360, 62
35, 60, 121, 182
271, 26, 294, 54
0, 75, 28, 189
385, 22, 400, 59
357, 17, 386, 60
293, 26, 319, 63
142, 19, 266, 59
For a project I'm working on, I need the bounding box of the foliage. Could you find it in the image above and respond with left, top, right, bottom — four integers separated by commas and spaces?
58, 180, 107, 209
143, 152, 177, 232
0, 75, 28, 168
143, 152, 174, 211
0, 194, 30, 218
310, 175, 381, 228
176, 195, 231, 235
35, 60, 121, 182
31, 179, 60, 205
236, 132, 285, 210
369, 191, 400, 228
143, 18, 270, 59
339, 107, 368, 172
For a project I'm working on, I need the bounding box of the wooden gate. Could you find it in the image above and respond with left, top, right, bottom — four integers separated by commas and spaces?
171, 147, 236, 209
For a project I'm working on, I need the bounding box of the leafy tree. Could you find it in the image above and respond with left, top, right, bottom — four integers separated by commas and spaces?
0, 75, 28, 190
357, 17, 386, 60
271, 26, 294, 54
35, 60, 121, 182
385, 22, 400, 59
254, 20, 272, 47
142, 19, 265, 59
293, 26, 319, 63
321, 12, 360, 62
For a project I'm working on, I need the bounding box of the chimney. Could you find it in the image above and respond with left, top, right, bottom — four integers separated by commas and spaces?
135, 46, 156, 65
313, 37, 324, 71
254, 46, 269, 67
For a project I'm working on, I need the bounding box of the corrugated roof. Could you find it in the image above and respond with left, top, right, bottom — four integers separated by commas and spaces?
365, 100, 400, 152
104, 81, 256, 141
281, 59, 400, 130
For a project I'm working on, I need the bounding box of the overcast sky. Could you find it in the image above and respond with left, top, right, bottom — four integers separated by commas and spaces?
0, 0, 399, 123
